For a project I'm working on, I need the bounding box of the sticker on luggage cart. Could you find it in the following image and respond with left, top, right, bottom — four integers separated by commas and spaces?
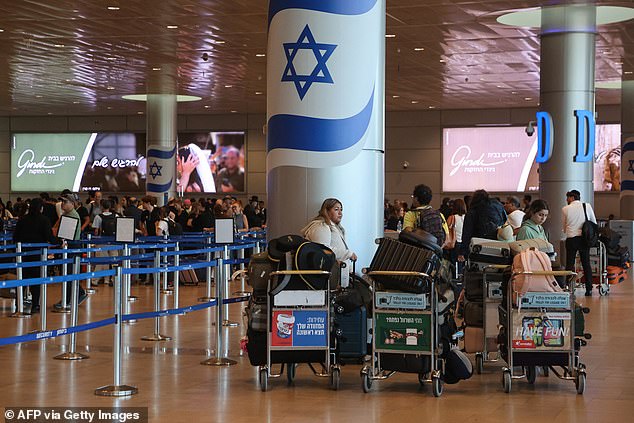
511, 311, 571, 350
271, 310, 328, 348
375, 292, 427, 309
375, 312, 431, 352
519, 292, 571, 309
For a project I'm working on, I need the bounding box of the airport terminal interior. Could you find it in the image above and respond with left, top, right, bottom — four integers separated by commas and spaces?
1, 1, 634, 422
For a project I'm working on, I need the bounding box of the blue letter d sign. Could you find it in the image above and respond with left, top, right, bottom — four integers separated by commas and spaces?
535, 111, 553, 163
574, 110, 595, 163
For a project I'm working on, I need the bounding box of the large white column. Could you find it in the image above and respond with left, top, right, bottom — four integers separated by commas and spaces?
146, 93, 177, 206
538, 4, 597, 243
266, 0, 385, 267
620, 80, 634, 218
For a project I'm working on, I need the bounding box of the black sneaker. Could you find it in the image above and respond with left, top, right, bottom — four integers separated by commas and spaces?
585, 291, 593, 297
78, 292, 88, 306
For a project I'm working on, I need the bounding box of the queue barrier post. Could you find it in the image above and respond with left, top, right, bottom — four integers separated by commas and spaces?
140, 251, 171, 341
95, 266, 138, 397
39, 247, 48, 331
160, 234, 173, 296
198, 236, 214, 302
222, 245, 238, 327
122, 245, 137, 324
201, 252, 236, 366
173, 242, 182, 313
85, 234, 96, 295
52, 245, 71, 314
54, 256, 89, 360
10, 243, 30, 319
231, 246, 249, 297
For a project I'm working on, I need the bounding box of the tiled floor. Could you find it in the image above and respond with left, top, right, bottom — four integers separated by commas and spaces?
0, 274, 632, 423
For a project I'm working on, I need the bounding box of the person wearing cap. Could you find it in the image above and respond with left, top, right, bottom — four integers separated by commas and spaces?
53, 193, 87, 308
562, 190, 597, 296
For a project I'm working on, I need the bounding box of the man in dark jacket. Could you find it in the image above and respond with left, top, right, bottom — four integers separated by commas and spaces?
13, 198, 56, 313
459, 189, 507, 259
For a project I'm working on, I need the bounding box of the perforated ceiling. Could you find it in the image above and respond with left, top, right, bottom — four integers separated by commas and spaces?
0, 0, 631, 116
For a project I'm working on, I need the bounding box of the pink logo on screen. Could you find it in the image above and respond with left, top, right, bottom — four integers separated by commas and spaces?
449, 146, 506, 177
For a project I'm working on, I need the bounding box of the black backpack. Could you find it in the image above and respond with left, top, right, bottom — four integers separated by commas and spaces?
99, 213, 117, 236
581, 203, 599, 248
166, 219, 183, 236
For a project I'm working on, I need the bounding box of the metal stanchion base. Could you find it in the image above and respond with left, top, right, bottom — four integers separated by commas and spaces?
198, 296, 214, 302
231, 291, 250, 297
9, 312, 31, 319
160, 289, 173, 295
54, 352, 89, 360
94, 385, 138, 397
51, 307, 71, 314
128, 296, 139, 302
140, 334, 172, 341
222, 320, 239, 327
86, 288, 96, 294
200, 357, 237, 366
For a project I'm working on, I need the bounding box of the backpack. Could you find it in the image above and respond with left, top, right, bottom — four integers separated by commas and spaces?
166, 219, 183, 236
581, 203, 599, 248
415, 207, 446, 246
99, 213, 117, 236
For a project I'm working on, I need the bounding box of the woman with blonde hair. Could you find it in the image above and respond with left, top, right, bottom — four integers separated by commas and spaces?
301, 198, 357, 262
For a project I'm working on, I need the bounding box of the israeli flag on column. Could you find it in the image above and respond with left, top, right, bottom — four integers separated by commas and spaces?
146, 146, 176, 193
267, 0, 381, 171
622, 137, 634, 196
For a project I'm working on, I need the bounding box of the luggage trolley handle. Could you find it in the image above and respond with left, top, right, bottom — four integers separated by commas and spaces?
367, 270, 430, 278
269, 270, 331, 296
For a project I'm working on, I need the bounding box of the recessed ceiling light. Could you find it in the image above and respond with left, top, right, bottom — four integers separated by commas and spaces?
625, 71, 633, 75
414, 47, 425, 51
255, 53, 266, 57
255, 91, 263, 95
511, 91, 518, 94
524, 97, 533, 101
152, 67, 161, 71
107, 107, 113, 110
411, 100, 419, 104
107, 6, 120, 11
215, 40, 225, 44
166, 25, 178, 29
54, 44, 65, 48
230, 110, 237, 113
107, 86, 115, 90
497, 85, 504, 88
204, 105, 210, 109
47, 112, 53, 115
73, 101, 80, 104
615, 61, 623, 65
224, 85, 232, 88
595, 80, 622, 89
137, 111, 144, 115
392, 95, 400, 98
385, 34, 396, 38
122, 94, 202, 102
0, 29, 4, 33
106, 57, 116, 61
428, 106, 436, 109
35, 95, 43, 98
439, 59, 445, 63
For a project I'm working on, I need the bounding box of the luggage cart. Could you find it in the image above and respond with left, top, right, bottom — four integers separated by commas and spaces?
360, 270, 444, 397
258, 269, 341, 392
474, 264, 509, 374
500, 270, 586, 394
575, 241, 608, 296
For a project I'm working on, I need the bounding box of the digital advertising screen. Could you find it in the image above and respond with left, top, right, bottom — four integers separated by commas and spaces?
176, 131, 245, 194
442, 127, 539, 193
11, 132, 146, 193
442, 124, 622, 193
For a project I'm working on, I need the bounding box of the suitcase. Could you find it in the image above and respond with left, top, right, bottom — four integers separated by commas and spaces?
607, 246, 630, 268
509, 239, 555, 258
574, 303, 589, 337
398, 229, 443, 256
469, 237, 512, 266
463, 300, 483, 327
368, 237, 440, 293
463, 326, 498, 354
179, 269, 199, 286
380, 353, 431, 374
599, 227, 622, 250
334, 306, 368, 359
247, 251, 277, 291
606, 266, 626, 285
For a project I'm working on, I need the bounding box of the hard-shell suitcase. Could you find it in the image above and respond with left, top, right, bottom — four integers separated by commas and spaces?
247, 251, 277, 292
179, 269, 199, 286
607, 246, 630, 268
334, 306, 368, 359
463, 326, 498, 354
368, 237, 440, 293
606, 266, 626, 284
469, 237, 512, 266
463, 300, 483, 327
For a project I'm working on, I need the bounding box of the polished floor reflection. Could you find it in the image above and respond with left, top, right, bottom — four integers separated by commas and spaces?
0, 275, 632, 423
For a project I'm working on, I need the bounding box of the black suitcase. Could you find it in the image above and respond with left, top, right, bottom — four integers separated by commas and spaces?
380, 353, 431, 374
464, 271, 483, 301
463, 300, 483, 327
334, 306, 368, 359
368, 237, 440, 293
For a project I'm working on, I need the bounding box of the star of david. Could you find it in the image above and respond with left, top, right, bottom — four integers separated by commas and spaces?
629, 159, 634, 174
281, 24, 337, 100
149, 161, 162, 179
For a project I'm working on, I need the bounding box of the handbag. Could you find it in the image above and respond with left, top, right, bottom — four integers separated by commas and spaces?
496, 222, 514, 241
581, 203, 599, 248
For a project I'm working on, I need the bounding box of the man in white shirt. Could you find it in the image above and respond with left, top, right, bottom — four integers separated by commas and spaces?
504, 196, 525, 233
562, 190, 597, 296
